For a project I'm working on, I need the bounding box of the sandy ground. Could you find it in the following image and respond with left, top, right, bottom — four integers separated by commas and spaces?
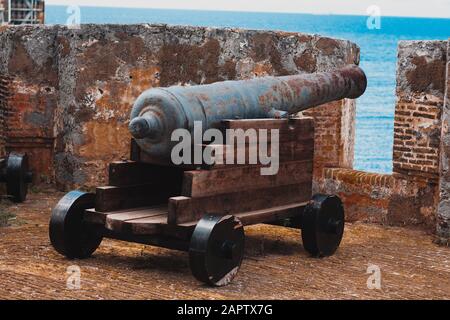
0, 189, 449, 300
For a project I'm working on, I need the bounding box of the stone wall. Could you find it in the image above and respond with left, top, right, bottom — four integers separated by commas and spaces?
2, 24, 448, 240
0, 24, 359, 189
394, 41, 447, 181
318, 169, 437, 229
436, 38, 450, 245
318, 40, 449, 234
0, 26, 58, 182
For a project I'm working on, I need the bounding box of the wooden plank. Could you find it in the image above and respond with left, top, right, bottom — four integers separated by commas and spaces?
235, 202, 307, 226
127, 214, 169, 235
168, 182, 312, 224
95, 183, 173, 212
182, 160, 313, 198
203, 139, 313, 168
136, 118, 314, 166
178, 201, 309, 227
99, 202, 307, 237
105, 205, 168, 232
85, 208, 107, 224
108, 161, 184, 187
84, 206, 160, 224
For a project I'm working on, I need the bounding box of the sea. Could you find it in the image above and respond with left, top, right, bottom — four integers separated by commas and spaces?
45, 6, 450, 174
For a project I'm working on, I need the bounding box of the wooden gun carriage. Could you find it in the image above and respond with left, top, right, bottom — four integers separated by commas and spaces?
49, 66, 366, 286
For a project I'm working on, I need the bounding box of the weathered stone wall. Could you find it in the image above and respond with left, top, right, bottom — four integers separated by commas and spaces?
318, 40, 449, 233
0, 26, 58, 182
318, 169, 437, 229
394, 41, 447, 181
0, 24, 359, 190
1, 24, 449, 238
56, 25, 359, 189
436, 38, 450, 245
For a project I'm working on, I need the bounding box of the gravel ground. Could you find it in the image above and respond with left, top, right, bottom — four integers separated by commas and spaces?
0, 189, 449, 300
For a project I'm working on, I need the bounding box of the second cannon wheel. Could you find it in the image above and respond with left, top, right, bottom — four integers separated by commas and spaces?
5, 153, 31, 203
189, 215, 245, 287
301, 194, 345, 257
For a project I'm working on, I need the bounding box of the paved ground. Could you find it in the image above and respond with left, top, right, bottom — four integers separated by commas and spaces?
0, 189, 449, 300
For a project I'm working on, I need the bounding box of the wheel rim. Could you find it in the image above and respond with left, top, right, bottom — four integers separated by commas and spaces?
189, 215, 245, 286
5, 153, 29, 203
301, 194, 345, 257
49, 191, 102, 259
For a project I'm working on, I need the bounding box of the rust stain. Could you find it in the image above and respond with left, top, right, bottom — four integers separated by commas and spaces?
315, 38, 340, 56
8, 41, 58, 86
342, 192, 390, 210
295, 51, 317, 73
158, 39, 222, 86
78, 121, 130, 161
252, 62, 273, 76
57, 36, 71, 58
406, 55, 446, 93
250, 33, 289, 75
86, 66, 161, 122
75, 36, 151, 99
221, 60, 237, 80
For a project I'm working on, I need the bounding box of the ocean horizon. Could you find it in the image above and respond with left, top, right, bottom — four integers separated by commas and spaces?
45, 5, 450, 174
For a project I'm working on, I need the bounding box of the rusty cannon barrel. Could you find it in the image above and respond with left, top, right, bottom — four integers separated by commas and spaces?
129, 64, 367, 161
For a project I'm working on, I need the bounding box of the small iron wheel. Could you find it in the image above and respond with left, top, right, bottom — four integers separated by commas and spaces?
189, 215, 245, 287
5, 153, 32, 203
301, 194, 345, 257
49, 191, 103, 259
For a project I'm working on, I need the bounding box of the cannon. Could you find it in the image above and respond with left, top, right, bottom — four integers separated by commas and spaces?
49, 65, 367, 286
0, 153, 32, 203
129, 64, 366, 163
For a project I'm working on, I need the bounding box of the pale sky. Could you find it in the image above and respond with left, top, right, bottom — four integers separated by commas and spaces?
46, 0, 450, 18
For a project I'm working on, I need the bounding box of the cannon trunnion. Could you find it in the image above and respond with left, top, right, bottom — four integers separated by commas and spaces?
49, 66, 366, 286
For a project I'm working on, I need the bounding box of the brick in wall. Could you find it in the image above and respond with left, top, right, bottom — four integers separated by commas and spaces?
318, 168, 437, 229
0, 26, 59, 182
393, 41, 447, 182
393, 101, 442, 180
0, 73, 10, 158
303, 99, 355, 180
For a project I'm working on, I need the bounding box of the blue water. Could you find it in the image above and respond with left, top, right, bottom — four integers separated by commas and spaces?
46, 6, 450, 173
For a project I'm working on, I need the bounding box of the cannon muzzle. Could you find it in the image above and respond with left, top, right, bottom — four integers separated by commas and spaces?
129, 65, 367, 162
